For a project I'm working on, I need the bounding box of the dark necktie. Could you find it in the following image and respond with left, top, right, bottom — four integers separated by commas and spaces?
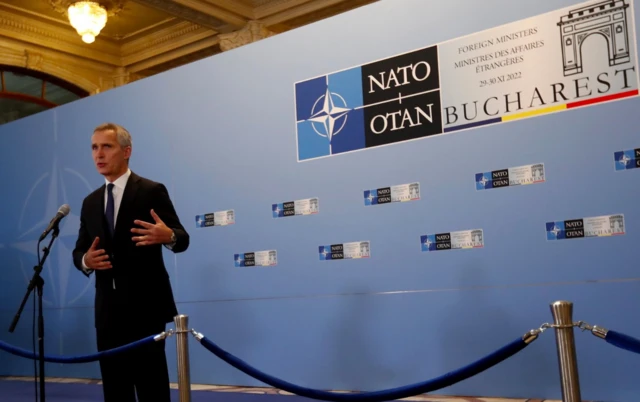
106, 183, 115, 236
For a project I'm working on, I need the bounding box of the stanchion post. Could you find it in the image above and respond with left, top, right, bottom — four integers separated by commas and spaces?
174, 314, 192, 402
550, 300, 582, 402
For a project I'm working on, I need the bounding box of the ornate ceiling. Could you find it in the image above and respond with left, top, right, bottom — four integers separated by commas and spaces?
0, 0, 377, 94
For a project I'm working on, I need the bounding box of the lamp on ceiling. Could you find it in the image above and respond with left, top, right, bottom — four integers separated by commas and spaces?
68, 1, 107, 43
48, 0, 127, 44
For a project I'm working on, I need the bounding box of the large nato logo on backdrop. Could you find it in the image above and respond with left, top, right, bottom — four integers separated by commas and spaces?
8, 155, 95, 309
294, 45, 443, 162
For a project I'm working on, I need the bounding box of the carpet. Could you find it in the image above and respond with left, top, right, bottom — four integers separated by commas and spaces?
0, 380, 312, 402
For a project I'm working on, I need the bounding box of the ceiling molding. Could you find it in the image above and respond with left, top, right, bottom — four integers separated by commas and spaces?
116, 17, 177, 41
137, 44, 219, 75
0, 38, 117, 75
218, 20, 273, 51
0, 2, 69, 27
172, 0, 247, 28
46, 0, 128, 16
272, 0, 378, 30
201, 0, 255, 19
121, 21, 205, 57
0, 11, 121, 65
126, 35, 220, 73
132, 0, 231, 30
260, 0, 350, 25
254, 0, 313, 19
122, 24, 216, 66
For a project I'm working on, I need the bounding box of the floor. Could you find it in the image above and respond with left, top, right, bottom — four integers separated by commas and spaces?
0, 376, 560, 402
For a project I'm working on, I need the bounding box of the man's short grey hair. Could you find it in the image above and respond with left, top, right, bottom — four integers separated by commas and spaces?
93, 122, 132, 148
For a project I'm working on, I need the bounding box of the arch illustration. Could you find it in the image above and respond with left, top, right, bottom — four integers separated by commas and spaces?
558, 0, 630, 76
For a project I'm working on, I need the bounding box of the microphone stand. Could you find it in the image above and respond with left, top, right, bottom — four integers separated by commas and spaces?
9, 225, 60, 402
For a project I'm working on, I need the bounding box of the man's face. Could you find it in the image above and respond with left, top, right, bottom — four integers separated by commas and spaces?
91, 129, 131, 179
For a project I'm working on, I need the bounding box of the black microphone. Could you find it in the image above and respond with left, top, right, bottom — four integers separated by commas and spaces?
39, 204, 71, 241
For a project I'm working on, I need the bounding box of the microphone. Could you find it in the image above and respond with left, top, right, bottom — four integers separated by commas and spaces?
39, 204, 71, 241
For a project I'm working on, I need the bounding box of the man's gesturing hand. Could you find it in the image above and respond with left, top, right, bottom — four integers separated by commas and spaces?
84, 237, 112, 270
131, 209, 173, 246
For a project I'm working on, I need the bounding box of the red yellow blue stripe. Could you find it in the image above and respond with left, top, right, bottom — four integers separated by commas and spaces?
444, 89, 639, 133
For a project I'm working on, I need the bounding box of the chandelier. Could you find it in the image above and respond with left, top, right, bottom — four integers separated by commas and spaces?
68, 2, 107, 43
48, 0, 126, 44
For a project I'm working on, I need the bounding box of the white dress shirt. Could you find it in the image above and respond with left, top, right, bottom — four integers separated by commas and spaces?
81, 169, 132, 289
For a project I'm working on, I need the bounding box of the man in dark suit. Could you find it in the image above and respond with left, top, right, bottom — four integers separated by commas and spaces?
72, 122, 189, 402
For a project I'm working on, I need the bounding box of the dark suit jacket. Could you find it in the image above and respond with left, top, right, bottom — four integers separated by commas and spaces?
72, 171, 189, 330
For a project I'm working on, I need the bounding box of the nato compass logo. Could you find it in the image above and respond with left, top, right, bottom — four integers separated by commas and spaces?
363, 189, 378, 206
318, 246, 333, 260
295, 68, 365, 161
294, 46, 442, 162
10, 155, 95, 309
421, 235, 445, 252
475, 169, 512, 190
319, 244, 347, 260
475, 173, 492, 190
614, 148, 640, 170
272, 203, 283, 218
546, 220, 583, 240
272, 202, 294, 218
234, 253, 247, 267
195, 214, 213, 228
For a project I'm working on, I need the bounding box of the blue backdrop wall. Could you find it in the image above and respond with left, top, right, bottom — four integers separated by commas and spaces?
1, 0, 639, 400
